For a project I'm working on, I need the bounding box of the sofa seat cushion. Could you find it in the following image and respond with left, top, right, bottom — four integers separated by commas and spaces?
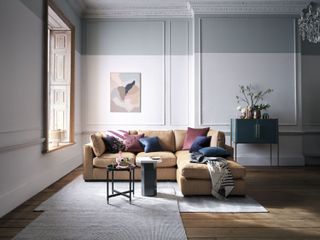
136, 151, 176, 168
176, 150, 246, 179
93, 152, 135, 168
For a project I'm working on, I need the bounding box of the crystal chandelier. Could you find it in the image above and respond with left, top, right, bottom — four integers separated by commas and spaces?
298, 2, 320, 43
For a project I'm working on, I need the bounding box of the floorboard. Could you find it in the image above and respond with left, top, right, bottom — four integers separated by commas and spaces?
0, 166, 320, 239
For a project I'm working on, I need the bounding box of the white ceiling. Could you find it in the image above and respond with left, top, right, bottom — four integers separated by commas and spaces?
67, 0, 314, 18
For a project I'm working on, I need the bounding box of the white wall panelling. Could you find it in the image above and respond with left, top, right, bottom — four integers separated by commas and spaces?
0, 0, 82, 217
200, 53, 297, 126
82, 19, 190, 131
84, 55, 166, 126
198, 17, 298, 128
170, 21, 189, 127
0, 143, 82, 217
194, 16, 305, 165
0, 129, 41, 150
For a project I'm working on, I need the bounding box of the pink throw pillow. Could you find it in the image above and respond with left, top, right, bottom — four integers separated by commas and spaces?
123, 134, 144, 153
182, 127, 210, 150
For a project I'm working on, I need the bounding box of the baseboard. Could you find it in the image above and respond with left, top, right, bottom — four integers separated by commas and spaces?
305, 156, 320, 166
237, 156, 305, 166
0, 154, 82, 217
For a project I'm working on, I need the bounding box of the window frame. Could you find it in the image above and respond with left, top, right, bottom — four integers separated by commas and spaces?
43, 0, 75, 153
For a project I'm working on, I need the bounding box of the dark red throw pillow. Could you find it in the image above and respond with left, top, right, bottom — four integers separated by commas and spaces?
123, 134, 144, 153
182, 127, 210, 150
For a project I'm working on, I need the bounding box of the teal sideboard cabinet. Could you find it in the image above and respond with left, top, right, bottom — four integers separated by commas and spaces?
230, 119, 279, 166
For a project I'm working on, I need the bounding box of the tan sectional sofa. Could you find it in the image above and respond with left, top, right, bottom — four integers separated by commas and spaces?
83, 129, 246, 196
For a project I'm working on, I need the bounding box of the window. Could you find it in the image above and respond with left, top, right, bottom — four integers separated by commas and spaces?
43, 1, 75, 152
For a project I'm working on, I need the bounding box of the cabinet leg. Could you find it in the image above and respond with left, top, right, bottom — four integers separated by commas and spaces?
270, 144, 272, 166
277, 143, 280, 166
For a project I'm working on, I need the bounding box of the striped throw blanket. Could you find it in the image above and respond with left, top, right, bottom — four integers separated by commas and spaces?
190, 152, 234, 199
207, 158, 234, 199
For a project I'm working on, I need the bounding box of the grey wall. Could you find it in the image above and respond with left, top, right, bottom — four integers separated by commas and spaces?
0, 0, 82, 217
301, 41, 320, 165
83, 20, 165, 55
193, 15, 305, 166
82, 14, 320, 166
199, 17, 294, 53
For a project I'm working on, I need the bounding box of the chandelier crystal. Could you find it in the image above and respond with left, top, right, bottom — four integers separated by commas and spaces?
298, 2, 320, 43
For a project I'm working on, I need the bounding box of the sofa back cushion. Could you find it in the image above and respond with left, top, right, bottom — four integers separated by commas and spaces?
207, 129, 226, 148
174, 130, 187, 151
90, 132, 106, 157
137, 130, 175, 152
129, 130, 138, 135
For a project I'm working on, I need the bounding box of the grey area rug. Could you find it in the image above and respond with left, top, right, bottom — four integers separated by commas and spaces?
177, 195, 268, 213
15, 176, 267, 240
15, 177, 186, 240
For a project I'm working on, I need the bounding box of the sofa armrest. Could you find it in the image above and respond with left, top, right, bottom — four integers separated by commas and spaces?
225, 144, 234, 160
83, 143, 94, 180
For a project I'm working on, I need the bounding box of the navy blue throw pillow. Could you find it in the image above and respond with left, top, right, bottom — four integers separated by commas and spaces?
139, 137, 162, 153
189, 136, 211, 153
102, 136, 125, 153
199, 147, 230, 158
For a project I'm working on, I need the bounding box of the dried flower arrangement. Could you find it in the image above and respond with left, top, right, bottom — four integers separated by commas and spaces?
236, 84, 273, 119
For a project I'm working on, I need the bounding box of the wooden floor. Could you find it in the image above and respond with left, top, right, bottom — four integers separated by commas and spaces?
1, 167, 320, 239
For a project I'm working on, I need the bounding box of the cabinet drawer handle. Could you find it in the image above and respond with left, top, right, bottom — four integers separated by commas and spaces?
255, 124, 261, 139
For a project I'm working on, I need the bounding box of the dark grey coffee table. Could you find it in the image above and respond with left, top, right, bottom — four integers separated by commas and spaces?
136, 157, 162, 196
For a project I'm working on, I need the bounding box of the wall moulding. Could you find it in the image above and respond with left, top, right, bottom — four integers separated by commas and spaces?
0, 129, 42, 150
189, 1, 306, 15
84, 8, 192, 19
0, 128, 41, 135
0, 138, 45, 153
303, 123, 320, 126
67, 0, 306, 18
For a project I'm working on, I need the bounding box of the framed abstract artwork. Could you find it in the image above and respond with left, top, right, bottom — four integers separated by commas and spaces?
110, 72, 141, 112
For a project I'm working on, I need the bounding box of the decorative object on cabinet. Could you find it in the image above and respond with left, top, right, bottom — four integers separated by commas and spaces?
230, 119, 279, 166
262, 113, 270, 119
236, 84, 273, 119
